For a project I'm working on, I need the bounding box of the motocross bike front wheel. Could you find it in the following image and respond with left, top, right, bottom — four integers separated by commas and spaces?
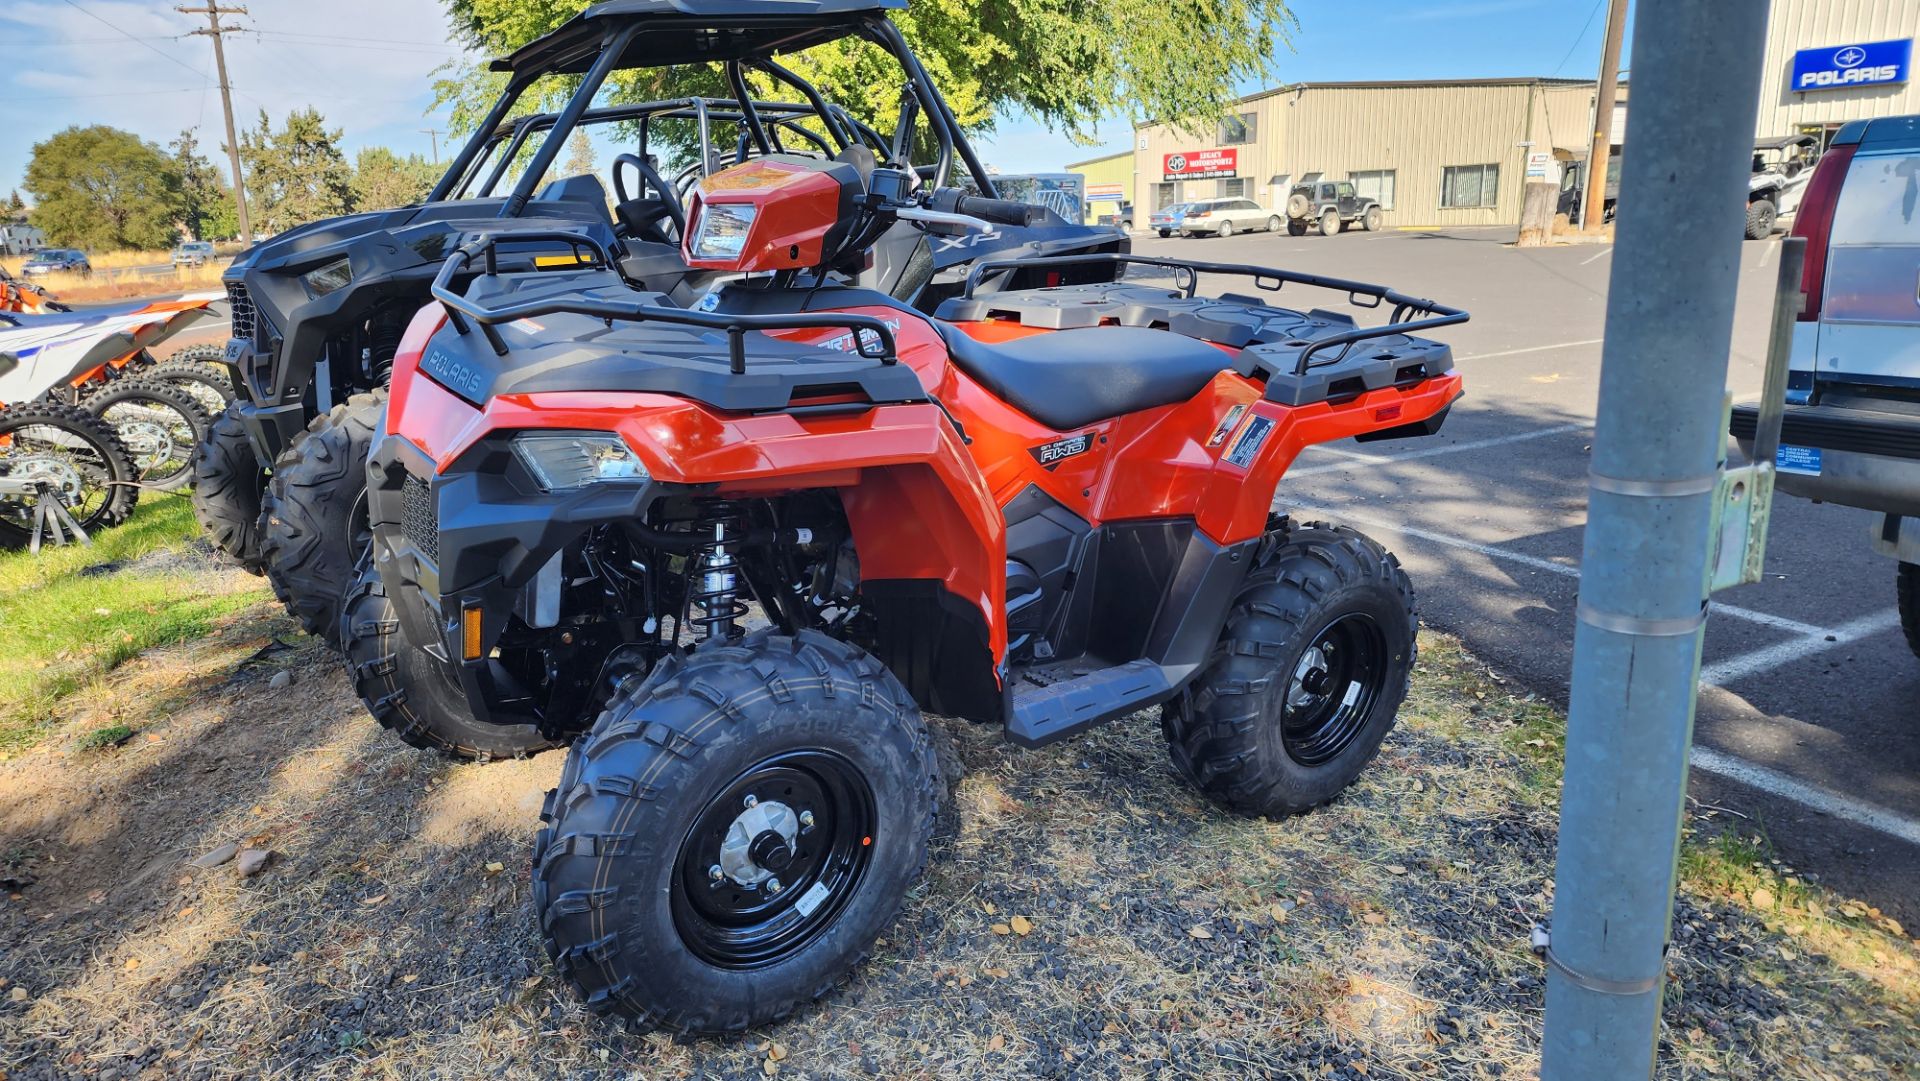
0, 401, 139, 549
339, 559, 562, 759
1162, 521, 1415, 818
260, 388, 384, 646
84, 378, 211, 493
535, 630, 940, 1035
192, 401, 268, 574
142, 344, 235, 417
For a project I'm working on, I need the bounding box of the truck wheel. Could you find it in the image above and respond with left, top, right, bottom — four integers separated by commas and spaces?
535, 629, 939, 1035
84, 378, 210, 493
1162, 521, 1416, 818
260, 389, 384, 646
1745, 198, 1777, 240
192, 402, 268, 574
1320, 209, 1341, 237
1900, 562, 1920, 661
1287, 220, 1308, 237
341, 559, 560, 759
1362, 206, 1383, 232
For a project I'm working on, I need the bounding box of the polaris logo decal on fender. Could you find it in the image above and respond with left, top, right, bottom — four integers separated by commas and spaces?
419, 343, 486, 402
1224, 414, 1274, 469
1030, 433, 1093, 470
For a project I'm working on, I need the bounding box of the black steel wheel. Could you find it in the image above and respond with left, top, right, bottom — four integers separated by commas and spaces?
1163, 521, 1415, 818
535, 630, 939, 1034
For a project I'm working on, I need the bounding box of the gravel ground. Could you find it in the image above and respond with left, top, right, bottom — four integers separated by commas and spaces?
0, 583, 1913, 1080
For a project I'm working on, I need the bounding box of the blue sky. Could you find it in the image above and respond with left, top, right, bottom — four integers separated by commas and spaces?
3, 0, 1631, 202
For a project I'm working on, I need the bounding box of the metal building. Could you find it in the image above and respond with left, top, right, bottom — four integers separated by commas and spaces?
1757, 0, 1918, 147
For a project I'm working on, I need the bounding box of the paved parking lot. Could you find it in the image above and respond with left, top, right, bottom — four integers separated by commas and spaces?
1132, 223, 1920, 923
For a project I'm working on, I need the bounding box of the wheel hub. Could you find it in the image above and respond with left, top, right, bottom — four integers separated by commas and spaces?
6, 453, 83, 500
1282, 615, 1388, 767
115, 419, 173, 466
718, 798, 801, 887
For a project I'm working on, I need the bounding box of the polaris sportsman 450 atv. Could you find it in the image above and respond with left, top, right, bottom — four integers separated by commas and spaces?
352, 95, 1469, 1029
195, 0, 1123, 652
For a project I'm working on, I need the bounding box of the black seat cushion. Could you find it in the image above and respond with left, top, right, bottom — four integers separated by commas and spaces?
936, 324, 1231, 431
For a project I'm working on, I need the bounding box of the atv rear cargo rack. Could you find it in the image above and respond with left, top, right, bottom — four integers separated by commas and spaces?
430, 232, 900, 373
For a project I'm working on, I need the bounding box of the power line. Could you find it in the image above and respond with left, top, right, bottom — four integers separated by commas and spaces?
55, 0, 208, 80
248, 28, 463, 49
1549, 0, 1607, 78
2, 86, 208, 102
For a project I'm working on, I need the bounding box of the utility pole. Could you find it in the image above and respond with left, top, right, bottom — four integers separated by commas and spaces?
178, 2, 252, 243
1540, 0, 1769, 1076
419, 128, 444, 164
1580, 0, 1628, 232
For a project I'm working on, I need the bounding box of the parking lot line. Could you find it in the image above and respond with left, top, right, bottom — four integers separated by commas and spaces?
1286, 422, 1590, 477
1458, 339, 1605, 362
1689, 746, 1920, 847
1698, 608, 1904, 687
1579, 247, 1613, 266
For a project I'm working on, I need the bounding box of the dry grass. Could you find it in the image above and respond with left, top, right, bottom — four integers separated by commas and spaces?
3, 248, 233, 305
0, 547, 1914, 1078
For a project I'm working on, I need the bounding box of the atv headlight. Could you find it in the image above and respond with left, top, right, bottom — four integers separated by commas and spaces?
690, 202, 757, 260
511, 433, 647, 491
301, 257, 353, 296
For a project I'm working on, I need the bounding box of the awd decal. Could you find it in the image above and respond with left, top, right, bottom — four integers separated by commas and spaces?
1029, 432, 1094, 470
1224, 414, 1274, 469
1207, 403, 1248, 447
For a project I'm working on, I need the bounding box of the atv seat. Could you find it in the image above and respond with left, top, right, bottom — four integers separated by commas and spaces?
936, 325, 1231, 431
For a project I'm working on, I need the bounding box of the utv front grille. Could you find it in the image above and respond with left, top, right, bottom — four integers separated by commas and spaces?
226, 282, 257, 343
401, 474, 440, 563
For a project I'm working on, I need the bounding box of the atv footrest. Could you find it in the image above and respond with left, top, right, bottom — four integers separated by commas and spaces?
1005, 656, 1176, 749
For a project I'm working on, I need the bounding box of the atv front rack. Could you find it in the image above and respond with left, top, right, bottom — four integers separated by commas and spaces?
960, 253, 1467, 375
430, 232, 900, 373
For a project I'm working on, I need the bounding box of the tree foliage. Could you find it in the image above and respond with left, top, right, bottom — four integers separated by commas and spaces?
5, 191, 24, 220
352, 146, 438, 211
433, 0, 1296, 159
171, 129, 239, 241
24, 126, 183, 250
563, 131, 596, 179
240, 108, 354, 234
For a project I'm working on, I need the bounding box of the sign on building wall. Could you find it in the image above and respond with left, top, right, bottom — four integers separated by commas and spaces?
1789, 39, 1912, 93
1162, 148, 1238, 180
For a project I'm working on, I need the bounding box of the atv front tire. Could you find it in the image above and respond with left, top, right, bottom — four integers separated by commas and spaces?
1899, 561, 1920, 661
192, 401, 268, 574
340, 559, 561, 759
1162, 521, 1416, 818
260, 389, 384, 645
535, 630, 939, 1035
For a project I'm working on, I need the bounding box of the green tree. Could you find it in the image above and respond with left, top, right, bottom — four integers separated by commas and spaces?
5, 191, 23, 221
433, 0, 1296, 160
563, 130, 596, 178
352, 146, 438, 210
239, 108, 354, 233
171, 128, 239, 241
23, 125, 183, 249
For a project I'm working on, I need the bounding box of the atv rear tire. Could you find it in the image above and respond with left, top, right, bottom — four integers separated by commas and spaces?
1746, 198, 1777, 240
1162, 521, 1416, 818
534, 630, 939, 1035
84, 378, 211, 492
261, 389, 384, 646
0, 401, 139, 548
192, 402, 268, 574
340, 559, 561, 759
1320, 209, 1341, 237
1899, 562, 1920, 661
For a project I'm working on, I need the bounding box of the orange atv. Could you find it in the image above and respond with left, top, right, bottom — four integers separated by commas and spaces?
351, 154, 1466, 1034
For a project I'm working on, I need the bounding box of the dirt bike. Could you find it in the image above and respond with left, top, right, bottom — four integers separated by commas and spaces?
0, 295, 222, 545
348, 123, 1468, 1032
1, 266, 70, 315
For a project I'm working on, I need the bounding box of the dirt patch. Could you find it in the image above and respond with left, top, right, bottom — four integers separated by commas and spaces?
0, 587, 1914, 1080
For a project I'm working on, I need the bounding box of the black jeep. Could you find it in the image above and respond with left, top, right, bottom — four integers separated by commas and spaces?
1284, 174, 1382, 236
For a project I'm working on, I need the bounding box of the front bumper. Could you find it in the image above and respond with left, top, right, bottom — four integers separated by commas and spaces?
1732, 401, 1920, 516
365, 431, 659, 727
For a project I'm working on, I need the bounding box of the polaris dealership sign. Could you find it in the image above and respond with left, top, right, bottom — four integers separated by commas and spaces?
1790, 39, 1911, 92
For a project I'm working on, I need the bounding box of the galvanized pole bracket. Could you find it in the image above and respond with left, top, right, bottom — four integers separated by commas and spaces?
1532, 924, 1668, 996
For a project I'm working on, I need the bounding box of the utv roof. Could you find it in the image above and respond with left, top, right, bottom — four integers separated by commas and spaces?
492, 0, 907, 74
1754, 134, 1817, 149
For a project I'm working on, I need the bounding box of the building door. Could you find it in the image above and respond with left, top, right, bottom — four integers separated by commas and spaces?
1153, 182, 1179, 210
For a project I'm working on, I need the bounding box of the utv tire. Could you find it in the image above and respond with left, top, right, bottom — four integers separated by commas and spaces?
84, 377, 211, 492
1745, 198, 1777, 240
1162, 521, 1416, 818
261, 389, 384, 646
0, 401, 139, 548
1217, 220, 1235, 238
1362, 206, 1383, 232
535, 629, 940, 1035
1900, 562, 1920, 662
1287, 219, 1308, 237
340, 560, 561, 759
192, 401, 268, 574
1320, 209, 1341, 237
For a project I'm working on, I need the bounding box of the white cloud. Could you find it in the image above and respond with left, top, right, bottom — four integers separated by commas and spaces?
2, 0, 475, 193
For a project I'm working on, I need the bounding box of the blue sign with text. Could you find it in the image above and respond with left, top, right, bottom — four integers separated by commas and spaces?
1791, 39, 1912, 92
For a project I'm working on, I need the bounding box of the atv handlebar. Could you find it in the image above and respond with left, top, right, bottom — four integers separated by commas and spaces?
935, 192, 1050, 229
960, 253, 1469, 375
429, 232, 899, 374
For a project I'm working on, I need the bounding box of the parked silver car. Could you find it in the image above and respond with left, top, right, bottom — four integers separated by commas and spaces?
1170, 198, 1283, 238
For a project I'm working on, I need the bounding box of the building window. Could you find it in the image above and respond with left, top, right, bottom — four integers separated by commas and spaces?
1220, 112, 1257, 145
1349, 169, 1395, 210
1441, 164, 1500, 209
1218, 177, 1248, 198
1153, 182, 1179, 210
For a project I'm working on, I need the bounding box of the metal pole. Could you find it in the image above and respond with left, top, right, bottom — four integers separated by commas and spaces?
1541, 0, 1769, 1076
1580, 0, 1627, 232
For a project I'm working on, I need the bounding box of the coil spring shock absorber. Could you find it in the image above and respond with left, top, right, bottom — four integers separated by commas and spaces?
690, 502, 749, 641
365, 312, 406, 385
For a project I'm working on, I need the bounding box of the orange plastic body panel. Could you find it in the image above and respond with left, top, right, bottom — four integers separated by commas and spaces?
681, 159, 846, 274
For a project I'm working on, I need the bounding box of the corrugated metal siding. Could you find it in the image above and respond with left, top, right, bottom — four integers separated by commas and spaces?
1758, 0, 1920, 134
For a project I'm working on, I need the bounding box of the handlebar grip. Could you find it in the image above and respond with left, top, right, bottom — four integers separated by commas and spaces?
951, 194, 1049, 228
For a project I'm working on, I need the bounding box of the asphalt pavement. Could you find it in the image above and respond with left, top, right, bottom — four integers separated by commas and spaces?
1130, 223, 1920, 925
